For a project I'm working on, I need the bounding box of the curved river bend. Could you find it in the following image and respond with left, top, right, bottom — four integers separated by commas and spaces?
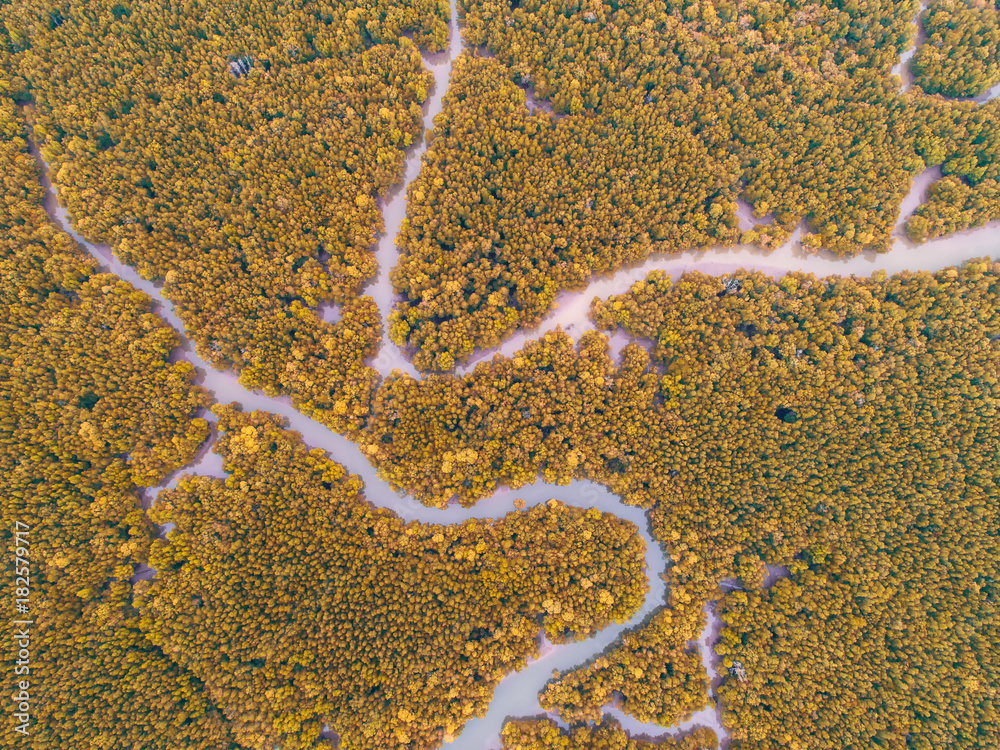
32, 0, 1000, 745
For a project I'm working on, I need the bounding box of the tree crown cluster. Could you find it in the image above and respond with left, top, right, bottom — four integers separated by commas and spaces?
138, 404, 647, 749
912, 0, 1000, 99
371, 260, 1000, 744
501, 717, 718, 750
5, 0, 1000, 746
3, 0, 451, 435
387, 0, 1000, 369
0, 94, 241, 749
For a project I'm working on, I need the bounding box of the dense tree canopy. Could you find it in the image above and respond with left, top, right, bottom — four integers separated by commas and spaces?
501, 718, 718, 750
364, 327, 671, 507
717, 560, 999, 749
389, 55, 740, 371
0, 94, 240, 749
370, 260, 1000, 741
3, 0, 450, 435
912, 0, 1000, 98
0, 89, 647, 742
905, 173, 1000, 240
4, 0, 1000, 746
138, 405, 647, 749
386, 0, 1000, 370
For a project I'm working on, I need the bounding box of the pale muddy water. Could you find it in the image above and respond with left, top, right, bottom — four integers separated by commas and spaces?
30, 0, 1000, 744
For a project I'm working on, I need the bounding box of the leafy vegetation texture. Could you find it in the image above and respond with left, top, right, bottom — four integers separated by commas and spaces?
501, 718, 718, 750
556, 263, 1000, 739
385, 0, 1000, 370
912, 0, 1000, 98
0, 91, 645, 742
371, 260, 1000, 740
138, 405, 646, 749
363, 327, 671, 507
717, 563, 999, 749
0, 95, 240, 748
389, 55, 740, 371
2, 0, 450, 435
4, 0, 1000, 745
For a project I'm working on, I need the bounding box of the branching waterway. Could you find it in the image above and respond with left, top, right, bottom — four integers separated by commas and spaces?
29, 0, 1000, 744
32, 143, 692, 746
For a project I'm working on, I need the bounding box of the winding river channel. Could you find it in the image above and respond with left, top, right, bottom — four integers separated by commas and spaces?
31, 0, 1000, 745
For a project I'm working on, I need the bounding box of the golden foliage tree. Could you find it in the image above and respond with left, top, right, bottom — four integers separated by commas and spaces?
912, 0, 1000, 98
501, 717, 718, 750
137, 404, 647, 750
372, 260, 1000, 739
0, 93, 240, 749
389, 0, 1000, 368
3, 0, 447, 435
